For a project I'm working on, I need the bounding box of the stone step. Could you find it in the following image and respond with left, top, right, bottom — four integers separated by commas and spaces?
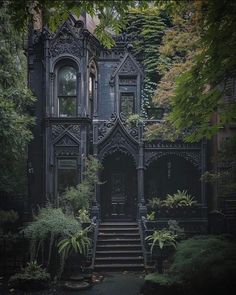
95, 250, 143, 257
97, 238, 141, 244
95, 256, 143, 264
99, 227, 139, 232
100, 222, 138, 227
94, 263, 145, 271
98, 232, 140, 237
96, 244, 142, 251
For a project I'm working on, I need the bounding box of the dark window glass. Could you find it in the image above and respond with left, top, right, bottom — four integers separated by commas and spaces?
89, 74, 94, 117
58, 66, 77, 117
119, 76, 137, 85
120, 92, 134, 116
57, 159, 77, 195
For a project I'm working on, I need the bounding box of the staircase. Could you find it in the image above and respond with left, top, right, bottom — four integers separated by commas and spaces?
94, 222, 144, 271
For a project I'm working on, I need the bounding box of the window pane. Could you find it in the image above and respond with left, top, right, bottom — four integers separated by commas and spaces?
58, 66, 77, 96
57, 159, 77, 195
120, 93, 134, 116
59, 96, 76, 117
119, 76, 137, 85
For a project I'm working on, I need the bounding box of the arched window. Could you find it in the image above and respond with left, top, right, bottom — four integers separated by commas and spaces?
88, 61, 97, 118
58, 66, 77, 117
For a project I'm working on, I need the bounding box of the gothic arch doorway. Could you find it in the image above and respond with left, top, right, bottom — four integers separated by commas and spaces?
101, 151, 137, 221
145, 155, 201, 203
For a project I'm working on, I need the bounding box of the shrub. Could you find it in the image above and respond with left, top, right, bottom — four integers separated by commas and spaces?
77, 209, 91, 223
9, 261, 50, 291
61, 156, 102, 212
147, 197, 162, 210
145, 235, 236, 294
171, 235, 236, 290
23, 205, 81, 266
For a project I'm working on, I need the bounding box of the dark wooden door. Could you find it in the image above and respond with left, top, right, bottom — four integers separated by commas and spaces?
110, 173, 126, 218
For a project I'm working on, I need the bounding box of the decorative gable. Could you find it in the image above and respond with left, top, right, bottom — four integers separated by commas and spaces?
49, 21, 83, 58
55, 134, 79, 146
119, 56, 137, 74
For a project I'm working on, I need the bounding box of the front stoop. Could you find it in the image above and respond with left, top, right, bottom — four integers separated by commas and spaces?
94, 222, 145, 271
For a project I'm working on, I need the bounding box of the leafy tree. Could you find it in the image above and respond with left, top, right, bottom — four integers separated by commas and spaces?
7, 0, 148, 48
0, 2, 35, 193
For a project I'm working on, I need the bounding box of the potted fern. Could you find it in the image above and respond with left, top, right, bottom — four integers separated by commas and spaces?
145, 229, 178, 273
57, 227, 91, 280
160, 190, 198, 218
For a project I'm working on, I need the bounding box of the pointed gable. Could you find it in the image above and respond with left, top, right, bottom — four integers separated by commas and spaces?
111, 53, 143, 78
49, 20, 83, 58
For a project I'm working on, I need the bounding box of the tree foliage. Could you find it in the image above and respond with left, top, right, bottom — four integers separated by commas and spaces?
0, 2, 35, 193
7, 0, 148, 48
151, 0, 236, 142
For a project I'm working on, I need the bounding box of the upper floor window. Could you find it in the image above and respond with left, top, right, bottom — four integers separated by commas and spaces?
120, 92, 135, 117
58, 66, 77, 117
89, 74, 95, 117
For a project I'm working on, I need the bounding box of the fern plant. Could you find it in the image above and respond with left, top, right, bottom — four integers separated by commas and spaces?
147, 211, 156, 221
77, 209, 91, 224
145, 229, 178, 253
162, 190, 197, 209
57, 228, 91, 261
147, 197, 162, 210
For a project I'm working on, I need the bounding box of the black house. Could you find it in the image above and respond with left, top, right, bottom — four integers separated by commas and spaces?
27, 14, 207, 231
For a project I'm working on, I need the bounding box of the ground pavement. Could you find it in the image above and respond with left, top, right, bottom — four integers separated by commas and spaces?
0, 271, 145, 295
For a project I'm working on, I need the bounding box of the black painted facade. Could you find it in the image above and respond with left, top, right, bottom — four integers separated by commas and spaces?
27, 15, 207, 228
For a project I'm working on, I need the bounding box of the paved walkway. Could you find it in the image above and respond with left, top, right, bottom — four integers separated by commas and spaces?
0, 272, 145, 295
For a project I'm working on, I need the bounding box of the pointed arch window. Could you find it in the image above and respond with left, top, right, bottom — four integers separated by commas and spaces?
58, 66, 77, 117
88, 61, 97, 118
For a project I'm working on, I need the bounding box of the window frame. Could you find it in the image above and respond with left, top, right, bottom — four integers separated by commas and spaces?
54, 60, 80, 117
120, 91, 135, 117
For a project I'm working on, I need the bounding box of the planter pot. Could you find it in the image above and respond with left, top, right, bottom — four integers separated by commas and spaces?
159, 207, 199, 218
151, 246, 176, 273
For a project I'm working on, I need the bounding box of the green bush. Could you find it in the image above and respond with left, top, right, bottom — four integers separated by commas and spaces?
171, 235, 236, 290
145, 235, 236, 294
77, 209, 91, 223
23, 206, 81, 265
61, 156, 102, 212
9, 261, 50, 291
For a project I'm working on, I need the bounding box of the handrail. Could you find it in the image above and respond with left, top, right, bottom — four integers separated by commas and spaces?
138, 216, 147, 267
91, 216, 99, 269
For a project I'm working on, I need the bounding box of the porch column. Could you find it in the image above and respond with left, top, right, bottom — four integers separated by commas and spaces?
137, 122, 147, 218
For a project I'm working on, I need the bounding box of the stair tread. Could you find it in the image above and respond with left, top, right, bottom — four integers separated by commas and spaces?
97, 238, 141, 242
96, 250, 143, 254
94, 264, 144, 267
95, 257, 143, 260
100, 222, 138, 225
96, 244, 141, 247
98, 232, 140, 237
99, 228, 139, 231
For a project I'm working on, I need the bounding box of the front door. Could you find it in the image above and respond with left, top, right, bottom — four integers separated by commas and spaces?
101, 152, 137, 221
111, 173, 126, 218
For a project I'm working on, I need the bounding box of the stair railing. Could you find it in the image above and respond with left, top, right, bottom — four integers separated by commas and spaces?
91, 216, 99, 269
138, 216, 148, 266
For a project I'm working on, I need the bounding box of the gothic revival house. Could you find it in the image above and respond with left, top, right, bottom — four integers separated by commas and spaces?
27, 14, 207, 232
